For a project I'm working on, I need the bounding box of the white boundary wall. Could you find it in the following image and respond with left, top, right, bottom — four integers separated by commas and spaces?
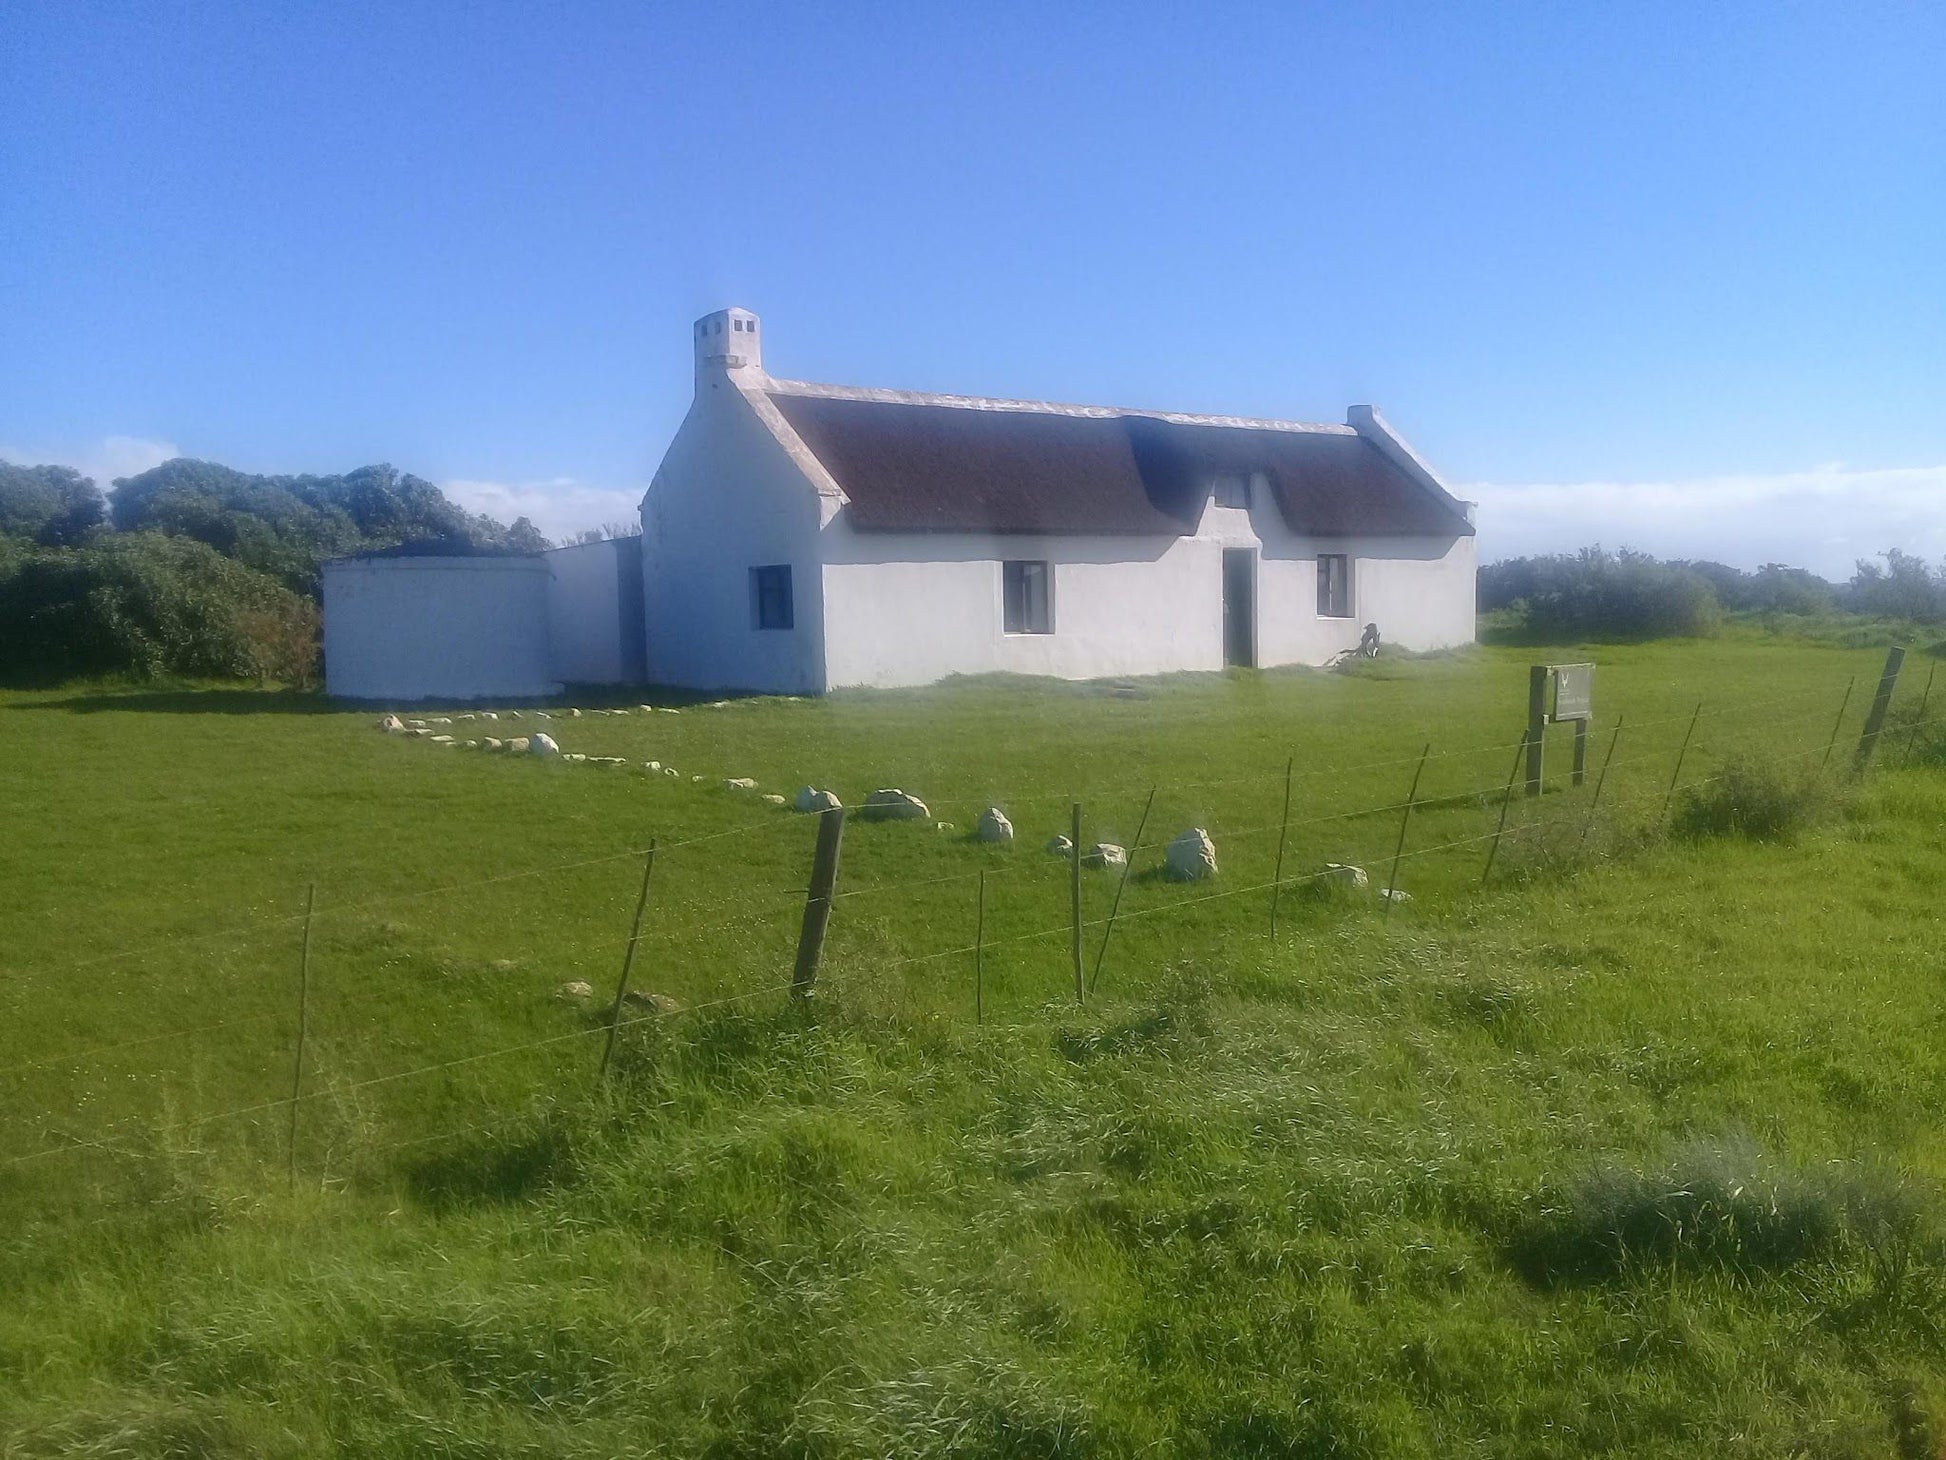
322, 557, 556, 702
546, 538, 646, 685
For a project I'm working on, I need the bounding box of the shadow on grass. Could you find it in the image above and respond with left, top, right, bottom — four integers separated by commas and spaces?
401, 1112, 579, 1211
15, 681, 780, 716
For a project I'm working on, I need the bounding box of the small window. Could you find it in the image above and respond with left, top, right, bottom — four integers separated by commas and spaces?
751, 565, 793, 630
1003, 560, 1052, 634
1213, 474, 1249, 509
1316, 554, 1352, 618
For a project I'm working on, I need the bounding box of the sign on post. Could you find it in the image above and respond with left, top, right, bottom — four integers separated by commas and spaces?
1527, 663, 1596, 796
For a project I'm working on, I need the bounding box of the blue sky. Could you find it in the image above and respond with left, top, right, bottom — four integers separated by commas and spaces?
3, 1, 1942, 574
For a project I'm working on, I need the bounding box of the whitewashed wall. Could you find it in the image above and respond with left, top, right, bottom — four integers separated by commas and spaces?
546, 538, 645, 685
322, 557, 555, 701
640, 367, 826, 693
817, 490, 1474, 690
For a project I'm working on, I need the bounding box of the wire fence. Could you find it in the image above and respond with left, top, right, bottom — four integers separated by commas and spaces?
4, 652, 1939, 1202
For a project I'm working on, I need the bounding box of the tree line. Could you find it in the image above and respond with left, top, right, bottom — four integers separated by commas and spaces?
0, 457, 551, 686
1480, 546, 1946, 640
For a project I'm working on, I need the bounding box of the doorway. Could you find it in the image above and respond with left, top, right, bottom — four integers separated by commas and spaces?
1222, 548, 1256, 668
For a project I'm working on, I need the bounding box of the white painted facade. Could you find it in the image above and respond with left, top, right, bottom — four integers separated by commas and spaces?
322, 556, 556, 701
640, 308, 1477, 693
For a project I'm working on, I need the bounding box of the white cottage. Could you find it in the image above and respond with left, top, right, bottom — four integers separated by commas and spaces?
322, 308, 1476, 700
641, 308, 1476, 693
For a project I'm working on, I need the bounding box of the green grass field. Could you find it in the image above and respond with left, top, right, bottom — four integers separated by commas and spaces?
4, 636, 1946, 1456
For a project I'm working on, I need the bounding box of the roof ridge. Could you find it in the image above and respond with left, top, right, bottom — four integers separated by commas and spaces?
763, 376, 1354, 437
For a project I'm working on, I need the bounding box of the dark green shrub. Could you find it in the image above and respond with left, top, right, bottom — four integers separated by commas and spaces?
1673, 754, 1842, 842
1487, 548, 1722, 641
0, 533, 319, 684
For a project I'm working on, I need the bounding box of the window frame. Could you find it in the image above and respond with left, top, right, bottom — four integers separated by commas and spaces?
750, 564, 794, 631
1316, 553, 1353, 619
1212, 474, 1250, 510
1002, 559, 1053, 635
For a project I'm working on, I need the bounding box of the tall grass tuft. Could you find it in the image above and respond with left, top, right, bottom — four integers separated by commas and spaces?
1673, 754, 1846, 842
1511, 1135, 1933, 1287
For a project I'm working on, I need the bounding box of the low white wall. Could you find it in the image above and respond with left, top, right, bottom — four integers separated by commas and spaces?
546, 538, 645, 685
322, 557, 555, 702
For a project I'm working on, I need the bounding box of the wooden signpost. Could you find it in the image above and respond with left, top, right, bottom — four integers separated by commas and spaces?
1527, 662, 1595, 797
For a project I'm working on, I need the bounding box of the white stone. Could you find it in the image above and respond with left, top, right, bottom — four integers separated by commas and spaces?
429, 734, 454, 744
622, 989, 682, 1014
1320, 863, 1368, 891
404, 718, 428, 728
534, 711, 552, 720
504, 709, 522, 720
456, 712, 477, 722
480, 711, 498, 721
463, 740, 480, 749
762, 794, 788, 807
564, 753, 588, 763
723, 777, 758, 791
1378, 887, 1412, 904
691, 774, 705, 783
1045, 834, 1073, 857
796, 787, 841, 813
656, 707, 680, 714
378, 714, 405, 733
639, 705, 656, 713
530, 733, 560, 757
1165, 828, 1218, 881
592, 756, 627, 766
936, 821, 955, 833
976, 808, 1015, 843
506, 737, 531, 754
662, 766, 681, 777
643, 760, 661, 772
567, 707, 582, 717
482, 737, 504, 751
406, 727, 432, 738
428, 717, 452, 725
861, 788, 930, 821
1083, 842, 1127, 869
555, 980, 594, 1002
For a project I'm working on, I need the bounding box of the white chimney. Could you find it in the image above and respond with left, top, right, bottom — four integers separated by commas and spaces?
693, 306, 762, 388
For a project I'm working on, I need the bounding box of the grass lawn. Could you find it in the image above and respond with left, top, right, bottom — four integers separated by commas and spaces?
3, 635, 1945, 1456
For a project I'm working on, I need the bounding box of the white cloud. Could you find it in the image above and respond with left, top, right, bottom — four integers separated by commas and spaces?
1464, 463, 1946, 580
440, 477, 643, 545
0, 435, 178, 485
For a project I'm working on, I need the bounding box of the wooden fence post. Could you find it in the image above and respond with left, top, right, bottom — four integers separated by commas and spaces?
1069, 802, 1084, 1005
1822, 676, 1855, 769
1268, 758, 1294, 941
1571, 721, 1589, 787
1903, 663, 1937, 764
286, 882, 315, 1196
1661, 701, 1703, 822
792, 807, 845, 1001
599, 840, 658, 1082
974, 869, 985, 1027
1526, 666, 1547, 797
1480, 732, 1529, 888
1091, 787, 1155, 994
1576, 717, 1624, 857
1385, 744, 1431, 917
1853, 645, 1906, 774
